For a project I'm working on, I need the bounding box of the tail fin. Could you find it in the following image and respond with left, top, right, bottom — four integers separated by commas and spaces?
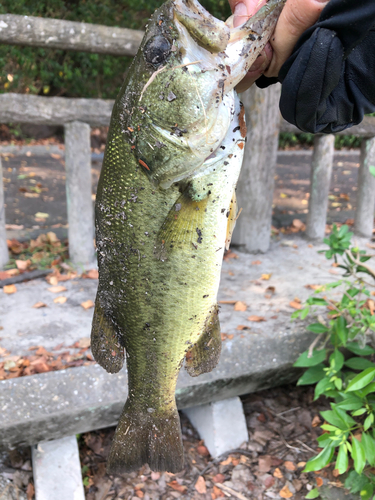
107, 400, 184, 474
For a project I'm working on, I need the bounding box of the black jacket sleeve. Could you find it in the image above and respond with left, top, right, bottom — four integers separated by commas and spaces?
256, 0, 375, 134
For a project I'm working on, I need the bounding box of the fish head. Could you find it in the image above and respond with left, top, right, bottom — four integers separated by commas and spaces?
117, 0, 285, 188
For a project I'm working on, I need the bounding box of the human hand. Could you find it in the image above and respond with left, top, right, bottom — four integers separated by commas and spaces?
228, 0, 330, 92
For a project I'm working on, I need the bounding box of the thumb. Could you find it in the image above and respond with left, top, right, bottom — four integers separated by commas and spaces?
264, 0, 329, 77
227, 0, 267, 28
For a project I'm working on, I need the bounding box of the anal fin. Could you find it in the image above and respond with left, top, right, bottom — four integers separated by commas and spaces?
185, 305, 221, 377
91, 298, 125, 374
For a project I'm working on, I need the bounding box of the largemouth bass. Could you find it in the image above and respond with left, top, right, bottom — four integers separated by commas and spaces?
91, 0, 285, 474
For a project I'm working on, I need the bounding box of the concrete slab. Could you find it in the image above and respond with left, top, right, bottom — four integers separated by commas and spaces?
32, 436, 85, 500
183, 397, 248, 458
0, 238, 348, 448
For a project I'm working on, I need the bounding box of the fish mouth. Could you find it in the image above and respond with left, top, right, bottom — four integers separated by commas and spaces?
173, 0, 285, 54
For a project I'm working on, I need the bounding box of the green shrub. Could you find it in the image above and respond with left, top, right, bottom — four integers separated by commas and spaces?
292, 224, 375, 499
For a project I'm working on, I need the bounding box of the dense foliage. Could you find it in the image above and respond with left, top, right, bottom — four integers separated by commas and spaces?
292, 220, 375, 499
0, 0, 230, 99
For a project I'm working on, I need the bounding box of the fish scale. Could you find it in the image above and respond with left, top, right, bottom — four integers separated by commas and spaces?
91, 0, 285, 474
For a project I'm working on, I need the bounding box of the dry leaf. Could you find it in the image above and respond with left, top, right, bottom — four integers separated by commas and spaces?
219, 300, 237, 304
47, 231, 58, 243
248, 315, 265, 322
305, 284, 321, 290
371, 291, 375, 297
35, 212, 49, 219
81, 300, 94, 310
234, 301, 247, 312
26, 482, 35, 500
197, 445, 210, 456
258, 456, 272, 473
50, 153, 62, 160
252, 260, 262, 265
273, 468, 283, 479
261, 273, 272, 280
15, 259, 31, 271
284, 461, 296, 471
220, 456, 232, 466
292, 219, 305, 230
266, 286, 276, 294
213, 485, 225, 498
78, 337, 91, 348
312, 415, 321, 427
48, 286, 67, 293
54, 296, 67, 304
236, 325, 250, 330
279, 485, 293, 498
264, 476, 275, 489
82, 269, 99, 279
213, 474, 225, 484
32, 302, 47, 309
332, 469, 340, 477
366, 299, 375, 316
316, 477, 323, 487
297, 462, 306, 468
289, 300, 302, 310
195, 476, 207, 494
48, 276, 59, 286
169, 480, 187, 493
3, 284, 17, 294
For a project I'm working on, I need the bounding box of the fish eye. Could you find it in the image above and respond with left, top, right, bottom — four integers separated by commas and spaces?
144, 35, 171, 66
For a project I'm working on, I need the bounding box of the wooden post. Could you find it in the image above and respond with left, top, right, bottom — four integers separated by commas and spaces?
231, 84, 281, 253
64, 121, 95, 267
354, 137, 375, 238
0, 156, 9, 269
306, 135, 335, 240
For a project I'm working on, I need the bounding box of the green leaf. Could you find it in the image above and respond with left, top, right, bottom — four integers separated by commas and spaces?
335, 316, 348, 345
321, 424, 341, 432
345, 358, 375, 370
294, 349, 327, 367
335, 394, 363, 411
307, 323, 329, 334
303, 443, 335, 472
305, 488, 320, 499
336, 443, 348, 474
359, 483, 373, 500
338, 225, 349, 238
369, 165, 375, 178
333, 406, 356, 426
317, 433, 332, 447
347, 343, 375, 356
307, 297, 329, 306
352, 435, 366, 474
315, 377, 334, 400
346, 368, 375, 392
320, 410, 347, 429
330, 349, 345, 372
364, 413, 374, 431
352, 408, 367, 416
344, 470, 368, 493
362, 432, 375, 467
297, 365, 326, 385
360, 382, 375, 397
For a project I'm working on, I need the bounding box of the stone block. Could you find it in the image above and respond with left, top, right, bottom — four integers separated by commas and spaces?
183, 397, 248, 458
32, 436, 84, 500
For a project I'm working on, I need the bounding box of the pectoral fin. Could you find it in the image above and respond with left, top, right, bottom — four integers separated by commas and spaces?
225, 190, 238, 250
91, 298, 125, 374
185, 305, 221, 377
155, 191, 208, 260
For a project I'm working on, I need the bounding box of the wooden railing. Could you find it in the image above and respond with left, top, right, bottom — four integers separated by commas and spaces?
0, 14, 374, 268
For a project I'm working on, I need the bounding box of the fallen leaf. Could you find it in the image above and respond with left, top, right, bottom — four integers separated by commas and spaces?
332, 469, 340, 477
284, 461, 296, 471
329, 269, 339, 275
48, 276, 59, 286
234, 301, 247, 312
273, 468, 283, 479
261, 273, 272, 280
220, 456, 232, 466
258, 456, 272, 473
279, 485, 293, 498
248, 315, 265, 322
292, 219, 305, 230
372, 291, 375, 297
280, 193, 288, 198
297, 462, 306, 468
35, 212, 49, 219
78, 337, 91, 348
223, 250, 238, 261
48, 286, 67, 293
264, 476, 275, 489
305, 284, 321, 290
236, 325, 250, 330
151, 472, 160, 480
32, 302, 47, 309
47, 231, 58, 243
366, 299, 375, 316
54, 296, 67, 304
81, 300, 94, 310
26, 482, 34, 500
197, 445, 210, 456
213, 474, 225, 484
3, 285, 17, 294
195, 476, 207, 494
50, 153, 62, 160
213, 485, 225, 498
316, 477, 323, 487
82, 269, 99, 279
15, 259, 31, 270
289, 300, 302, 310
312, 415, 321, 427
168, 480, 187, 493
219, 300, 237, 304
252, 260, 262, 265
266, 286, 275, 295
135, 491, 144, 498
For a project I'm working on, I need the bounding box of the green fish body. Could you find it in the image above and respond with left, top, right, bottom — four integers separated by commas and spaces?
91, 0, 285, 474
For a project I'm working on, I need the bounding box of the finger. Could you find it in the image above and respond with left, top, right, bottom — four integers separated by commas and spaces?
228, 0, 267, 28
264, 0, 329, 77
235, 43, 273, 93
